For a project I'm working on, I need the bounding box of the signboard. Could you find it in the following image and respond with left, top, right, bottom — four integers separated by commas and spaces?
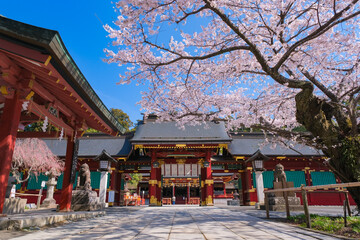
108, 191, 115, 203
70, 139, 79, 183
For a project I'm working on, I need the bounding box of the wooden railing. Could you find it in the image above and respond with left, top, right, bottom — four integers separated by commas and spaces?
15, 192, 43, 209
263, 182, 360, 228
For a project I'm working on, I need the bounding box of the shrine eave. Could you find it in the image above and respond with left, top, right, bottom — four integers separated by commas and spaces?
0, 16, 125, 134
132, 143, 230, 149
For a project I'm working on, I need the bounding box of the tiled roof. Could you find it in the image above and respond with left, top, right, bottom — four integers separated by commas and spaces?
131, 121, 232, 143
39, 137, 131, 157
228, 134, 322, 156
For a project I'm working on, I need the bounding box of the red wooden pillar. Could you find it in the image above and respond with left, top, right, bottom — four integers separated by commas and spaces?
200, 165, 206, 205
304, 167, 312, 186
156, 166, 162, 206
110, 169, 116, 191
108, 168, 116, 205
0, 92, 22, 214
59, 133, 76, 211
245, 166, 254, 206
114, 170, 122, 206
205, 151, 213, 206
240, 170, 247, 205
149, 151, 157, 206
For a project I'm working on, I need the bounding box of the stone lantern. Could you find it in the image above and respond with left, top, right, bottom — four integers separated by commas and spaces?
94, 149, 117, 204
41, 173, 58, 208
245, 150, 270, 208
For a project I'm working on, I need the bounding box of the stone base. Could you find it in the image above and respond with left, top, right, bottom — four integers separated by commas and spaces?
2, 198, 27, 214
41, 198, 57, 208
269, 196, 301, 205
261, 196, 303, 211
266, 205, 304, 211
71, 203, 105, 211
71, 190, 104, 211
227, 200, 240, 206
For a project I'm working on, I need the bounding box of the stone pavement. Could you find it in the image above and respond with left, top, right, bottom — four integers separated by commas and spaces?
2, 206, 345, 240
0, 208, 105, 231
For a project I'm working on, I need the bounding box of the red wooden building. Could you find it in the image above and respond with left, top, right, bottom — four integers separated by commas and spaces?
20, 115, 356, 207
0, 16, 125, 213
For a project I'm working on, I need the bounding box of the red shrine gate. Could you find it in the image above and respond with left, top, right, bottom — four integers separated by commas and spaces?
161, 161, 202, 205
144, 145, 216, 206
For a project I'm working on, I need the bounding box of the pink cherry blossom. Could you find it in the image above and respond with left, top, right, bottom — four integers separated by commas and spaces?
105, 0, 360, 207
12, 138, 64, 182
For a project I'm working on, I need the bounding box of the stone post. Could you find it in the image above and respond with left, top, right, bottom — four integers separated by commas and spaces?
255, 171, 264, 208
99, 171, 108, 204
41, 176, 58, 208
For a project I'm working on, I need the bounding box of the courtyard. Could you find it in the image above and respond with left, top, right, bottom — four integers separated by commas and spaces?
3, 206, 344, 240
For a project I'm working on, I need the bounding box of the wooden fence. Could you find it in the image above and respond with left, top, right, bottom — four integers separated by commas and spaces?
263, 182, 360, 228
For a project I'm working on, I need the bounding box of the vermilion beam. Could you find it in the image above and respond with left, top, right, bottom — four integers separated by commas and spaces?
0, 39, 50, 64
20, 77, 74, 118
30, 101, 73, 134
0, 91, 22, 214
17, 131, 58, 138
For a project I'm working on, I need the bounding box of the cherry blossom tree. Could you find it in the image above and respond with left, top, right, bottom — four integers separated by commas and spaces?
12, 138, 64, 183
105, 0, 360, 207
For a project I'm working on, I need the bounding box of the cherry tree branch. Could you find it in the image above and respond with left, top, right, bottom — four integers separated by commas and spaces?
176, 4, 209, 24
298, 67, 338, 102
274, 0, 360, 71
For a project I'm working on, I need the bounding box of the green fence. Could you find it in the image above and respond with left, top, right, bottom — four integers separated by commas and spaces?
285, 171, 307, 187
56, 172, 110, 190
252, 171, 306, 188
310, 171, 336, 186
27, 173, 48, 190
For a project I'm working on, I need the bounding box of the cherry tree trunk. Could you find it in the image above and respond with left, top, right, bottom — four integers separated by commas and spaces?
295, 88, 360, 208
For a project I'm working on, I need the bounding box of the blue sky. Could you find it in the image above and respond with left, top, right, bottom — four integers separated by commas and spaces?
1, 1, 144, 124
